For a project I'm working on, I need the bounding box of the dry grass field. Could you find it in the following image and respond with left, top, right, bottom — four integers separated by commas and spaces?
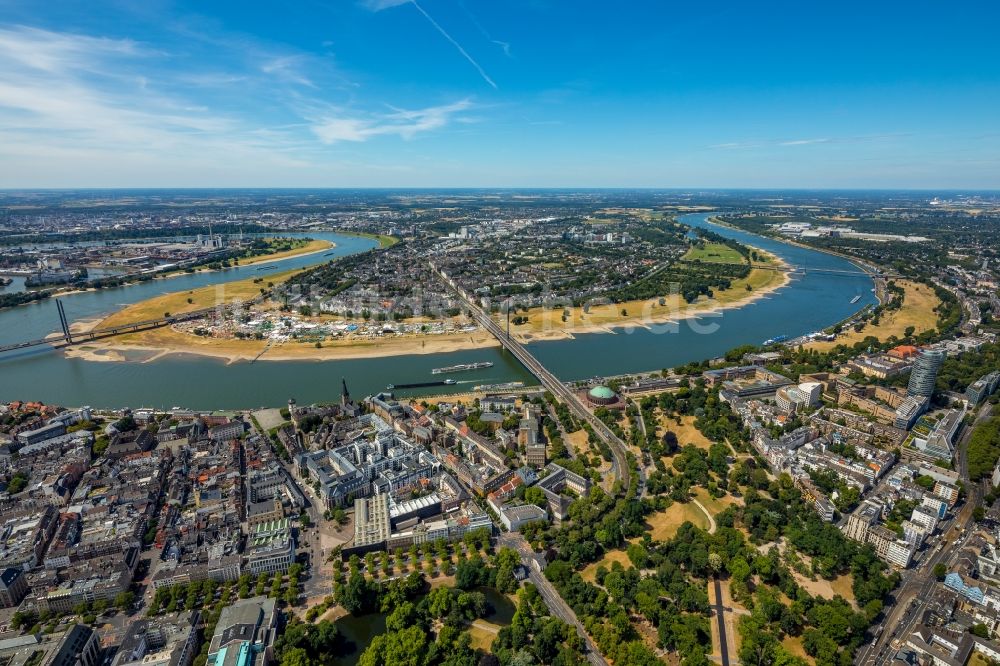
808, 280, 941, 350
565, 429, 591, 456
466, 620, 502, 651
580, 549, 634, 583
658, 414, 714, 450
790, 571, 856, 605
98, 268, 300, 329
236, 239, 333, 267
781, 636, 814, 663
644, 501, 712, 540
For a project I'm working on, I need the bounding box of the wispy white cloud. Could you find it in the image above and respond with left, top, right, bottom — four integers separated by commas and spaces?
177, 72, 250, 87
0, 25, 477, 185
260, 54, 315, 87
0, 27, 232, 144
0, 25, 147, 74
709, 141, 762, 150
711, 134, 911, 150
310, 99, 473, 143
779, 138, 832, 146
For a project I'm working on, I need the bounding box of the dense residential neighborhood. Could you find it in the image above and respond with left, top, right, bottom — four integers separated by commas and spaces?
2, 190, 1000, 666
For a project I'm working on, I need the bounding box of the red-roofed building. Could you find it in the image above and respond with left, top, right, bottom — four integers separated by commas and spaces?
889, 345, 919, 360
488, 475, 523, 504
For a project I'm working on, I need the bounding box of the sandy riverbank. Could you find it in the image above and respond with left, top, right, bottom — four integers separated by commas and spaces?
64, 245, 788, 364
62, 328, 502, 364
227, 239, 335, 268
157, 238, 335, 277
507, 248, 789, 341
509, 279, 787, 341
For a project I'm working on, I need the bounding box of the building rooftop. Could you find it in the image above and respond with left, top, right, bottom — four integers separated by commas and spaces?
209, 596, 276, 658
589, 386, 616, 400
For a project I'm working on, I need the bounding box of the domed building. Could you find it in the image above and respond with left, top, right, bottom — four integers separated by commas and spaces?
586, 385, 619, 407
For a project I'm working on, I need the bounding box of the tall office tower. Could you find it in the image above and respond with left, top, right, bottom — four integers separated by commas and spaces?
907, 348, 945, 397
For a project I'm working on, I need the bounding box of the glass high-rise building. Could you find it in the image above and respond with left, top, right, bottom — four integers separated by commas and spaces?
907, 348, 945, 397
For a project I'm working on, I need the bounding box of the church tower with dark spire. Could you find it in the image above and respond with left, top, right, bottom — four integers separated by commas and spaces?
340, 377, 350, 408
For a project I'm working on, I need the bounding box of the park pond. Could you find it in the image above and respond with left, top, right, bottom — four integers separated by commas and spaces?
332, 586, 516, 665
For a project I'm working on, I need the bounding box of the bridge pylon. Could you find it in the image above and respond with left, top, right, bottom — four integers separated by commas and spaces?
56, 299, 72, 344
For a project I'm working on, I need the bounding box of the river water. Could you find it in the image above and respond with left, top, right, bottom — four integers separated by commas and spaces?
0, 215, 876, 409
0, 276, 27, 295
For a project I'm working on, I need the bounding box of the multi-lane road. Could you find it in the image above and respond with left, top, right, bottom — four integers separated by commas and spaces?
499, 532, 609, 666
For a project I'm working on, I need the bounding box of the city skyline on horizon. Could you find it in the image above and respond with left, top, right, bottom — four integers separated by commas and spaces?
1, 1, 998, 189
2, 186, 1000, 194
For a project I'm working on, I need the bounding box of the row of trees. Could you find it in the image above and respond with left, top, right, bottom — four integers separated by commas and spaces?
11, 590, 136, 633
967, 414, 1000, 481
0, 289, 50, 310
334, 547, 521, 616
149, 566, 303, 618
339, 529, 496, 581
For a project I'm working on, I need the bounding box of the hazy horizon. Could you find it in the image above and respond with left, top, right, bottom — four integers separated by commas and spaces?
2, 187, 999, 193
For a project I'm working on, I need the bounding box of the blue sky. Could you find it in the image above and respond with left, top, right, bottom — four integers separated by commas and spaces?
0, 0, 997, 188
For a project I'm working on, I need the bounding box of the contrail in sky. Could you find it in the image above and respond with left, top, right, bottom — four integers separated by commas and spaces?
458, 0, 512, 57
410, 0, 497, 89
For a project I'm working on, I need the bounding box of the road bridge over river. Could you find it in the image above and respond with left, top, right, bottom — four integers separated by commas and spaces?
431, 264, 648, 666
680, 259, 901, 279
430, 263, 635, 488
0, 301, 224, 356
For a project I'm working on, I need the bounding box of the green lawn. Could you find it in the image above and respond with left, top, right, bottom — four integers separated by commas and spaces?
683, 242, 746, 264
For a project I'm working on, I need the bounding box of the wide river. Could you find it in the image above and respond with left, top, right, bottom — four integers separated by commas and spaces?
0, 214, 877, 409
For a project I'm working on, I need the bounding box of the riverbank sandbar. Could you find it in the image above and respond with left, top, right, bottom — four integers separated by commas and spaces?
66, 326, 501, 364
504, 247, 789, 341
81, 243, 787, 364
